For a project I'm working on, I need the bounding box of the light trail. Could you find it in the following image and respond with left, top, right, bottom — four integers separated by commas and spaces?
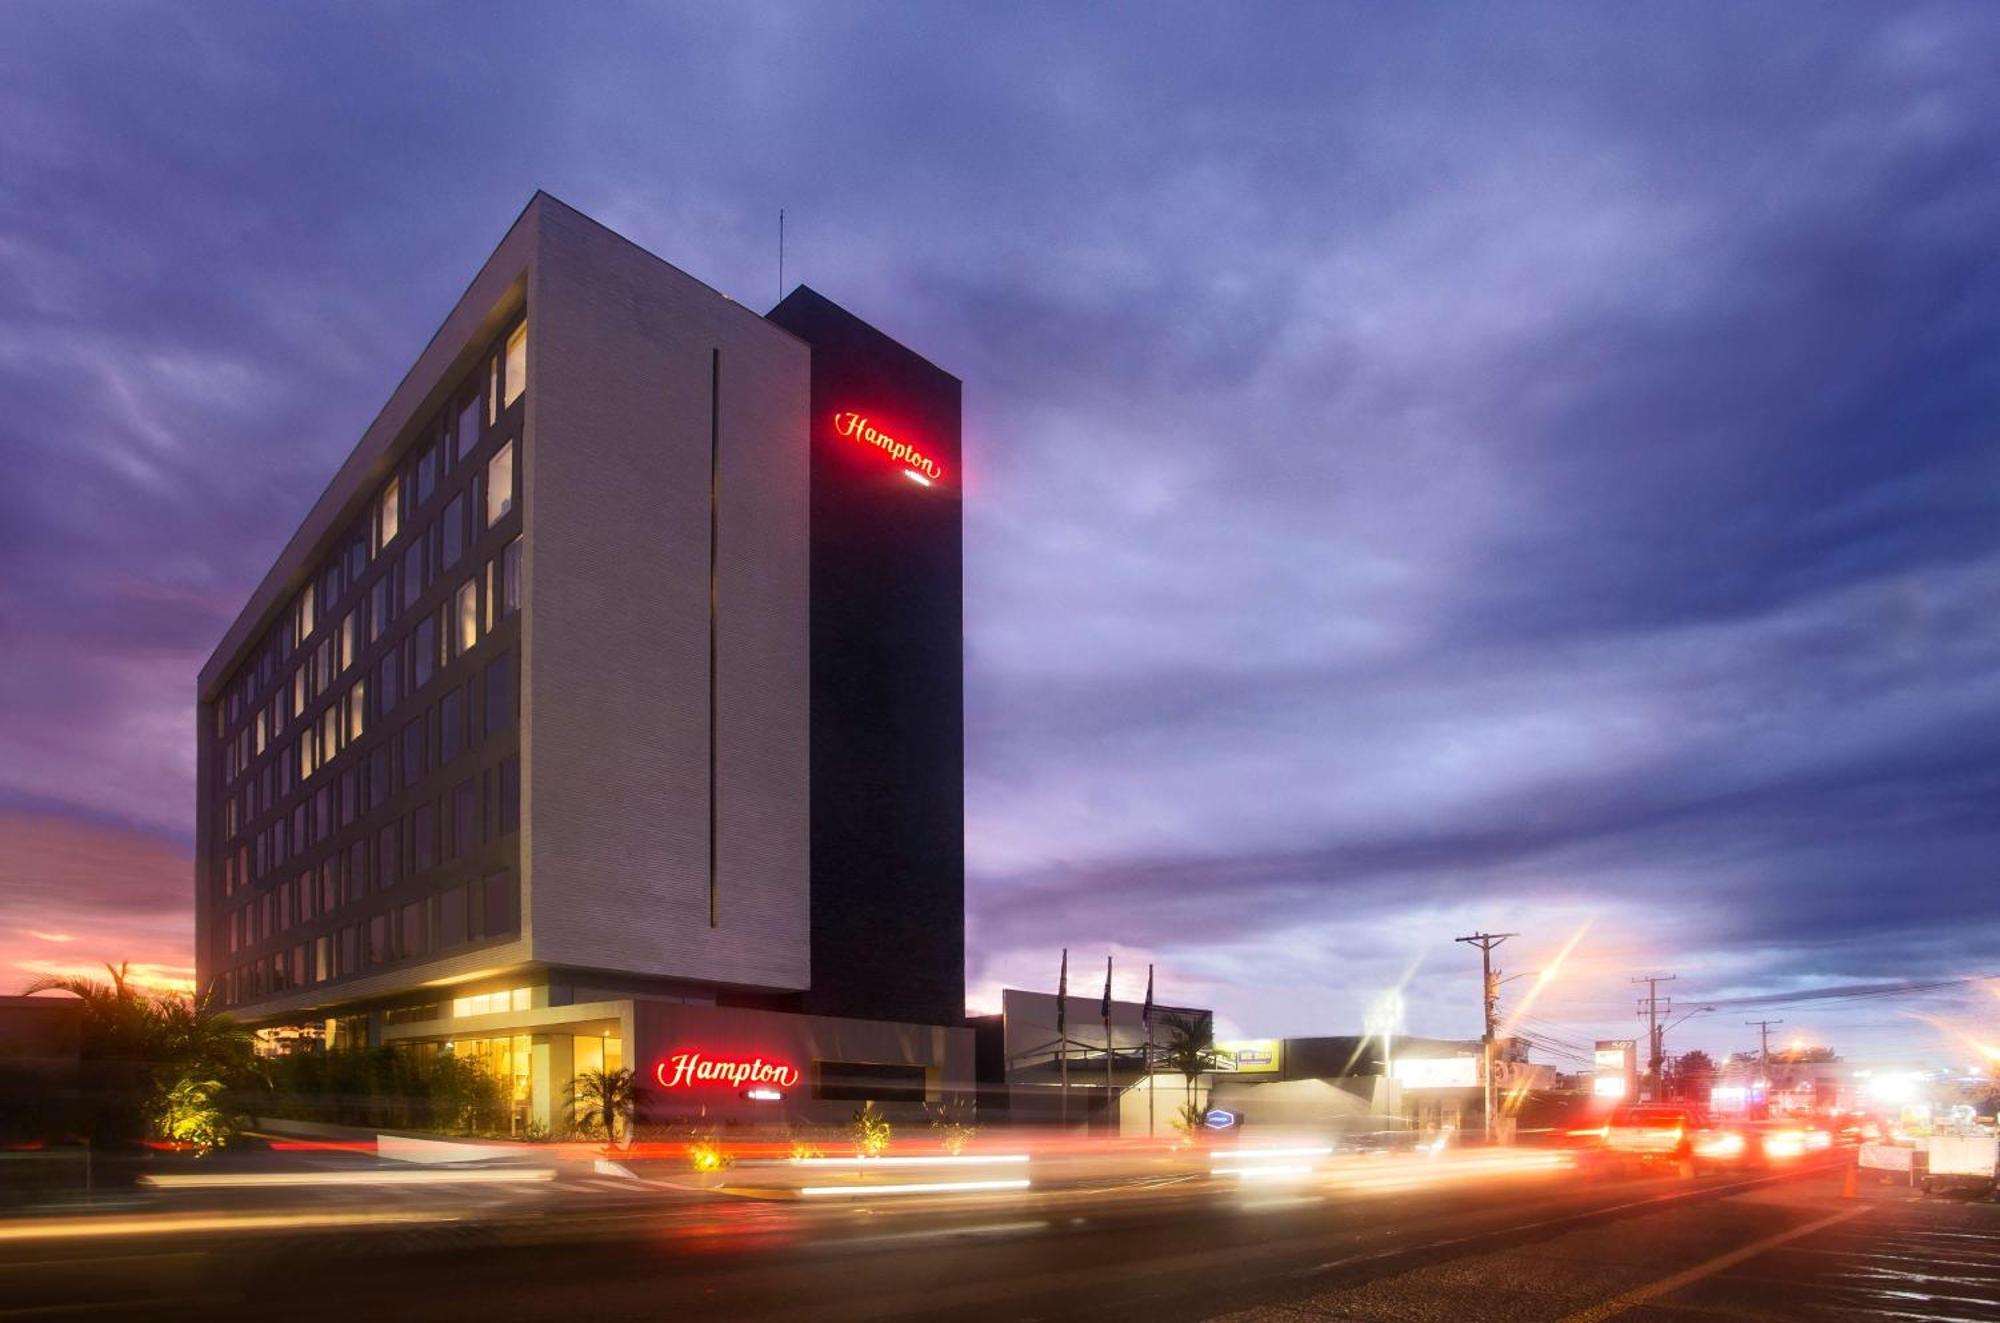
788, 1154, 1030, 1167
0, 1209, 459, 1244
142, 1166, 555, 1188
798, 1178, 1031, 1198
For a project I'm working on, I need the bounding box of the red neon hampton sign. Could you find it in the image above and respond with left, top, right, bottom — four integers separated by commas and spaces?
654, 1050, 801, 1091
832, 411, 944, 486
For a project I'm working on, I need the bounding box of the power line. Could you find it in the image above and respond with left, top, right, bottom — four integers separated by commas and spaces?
1456, 932, 1516, 1139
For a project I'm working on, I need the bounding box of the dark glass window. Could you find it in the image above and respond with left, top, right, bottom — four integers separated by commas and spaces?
399, 901, 425, 959
368, 914, 388, 965
401, 716, 427, 787
440, 685, 466, 763
481, 870, 517, 936
439, 885, 468, 948
377, 822, 399, 889
449, 779, 475, 860
813, 1063, 927, 1104
402, 540, 425, 610
501, 537, 522, 615
377, 647, 400, 717
498, 755, 520, 834
413, 615, 436, 690
367, 744, 389, 810
441, 494, 464, 570
411, 802, 436, 872
484, 653, 513, 738
346, 841, 367, 903
414, 443, 437, 507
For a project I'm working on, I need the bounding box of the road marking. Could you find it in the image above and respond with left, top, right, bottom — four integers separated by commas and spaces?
1552, 1205, 1868, 1323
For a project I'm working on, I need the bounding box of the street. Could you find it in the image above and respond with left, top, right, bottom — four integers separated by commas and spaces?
4, 1151, 1992, 1321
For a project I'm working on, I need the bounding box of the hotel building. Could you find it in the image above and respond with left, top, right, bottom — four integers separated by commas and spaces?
194, 193, 969, 1132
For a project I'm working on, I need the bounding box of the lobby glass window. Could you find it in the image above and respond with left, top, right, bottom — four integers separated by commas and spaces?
501, 536, 522, 615
441, 494, 465, 570
456, 395, 479, 462
504, 323, 527, 405
413, 614, 436, 690
572, 1034, 624, 1086
814, 1062, 927, 1104
455, 580, 478, 655
486, 442, 514, 526
377, 476, 401, 551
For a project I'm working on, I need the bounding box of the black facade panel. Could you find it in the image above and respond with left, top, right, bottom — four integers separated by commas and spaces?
766, 288, 965, 1027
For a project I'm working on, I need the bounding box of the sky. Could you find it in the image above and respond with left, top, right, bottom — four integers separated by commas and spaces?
2, 3, 1998, 1071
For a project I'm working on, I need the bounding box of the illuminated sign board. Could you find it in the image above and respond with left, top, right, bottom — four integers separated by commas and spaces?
1392, 1056, 1479, 1089
832, 411, 944, 486
1203, 1109, 1241, 1130
1593, 1039, 1637, 1101
654, 1050, 801, 1091
1217, 1039, 1283, 1074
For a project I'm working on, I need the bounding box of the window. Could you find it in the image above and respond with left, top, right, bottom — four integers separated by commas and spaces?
456, 395, 479, 462
402, 540, 425, 610
498, 755, 520, 833
369, 575, 391, 642
401, 716, 427, 786
441, 494, 465, 570
377, 476, 401, 550
484, 653, 513, 738
411, 802, 436, 872
814, 1062, 927, 1104
377, 823, 399, 890
481, 871, 517, 936
296, 584, 315, 641
315, 936, 332, 983
292, 668, 306, 719
449, 779, 476, 860
347, 535, 368, 584
504, 323, 527, 405
439, 885, 468, 949
367, 744, 389, 810
368, 914, 388, 965
413, 614, 436, 690
339, 613, 356, 671
253, 710, 267, 756
486, 442, 514, 526
400, 901, 425, 959
376, 647, 400, 719
487, 357, 499, 426
455, 580, 478, 655
320, 860, 339, 915
441, 686, 466, 764
501, 536, 522, 615
347, 679, 366, 742
414, 443, 438, 507
347, 841, 368, 903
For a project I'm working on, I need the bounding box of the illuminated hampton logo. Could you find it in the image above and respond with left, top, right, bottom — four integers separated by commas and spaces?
654, 1050, 801, 1091
831, 411, 944, 486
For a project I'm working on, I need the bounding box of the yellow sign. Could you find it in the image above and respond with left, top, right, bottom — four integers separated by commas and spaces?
1218, 1039, 1283, 1074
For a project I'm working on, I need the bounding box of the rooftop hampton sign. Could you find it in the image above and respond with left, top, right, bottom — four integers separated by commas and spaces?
832, 410, 944, 486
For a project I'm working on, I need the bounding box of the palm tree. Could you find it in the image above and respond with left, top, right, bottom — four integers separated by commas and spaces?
569, 1067, 638, 1145
1158, 1013, 1230, 1133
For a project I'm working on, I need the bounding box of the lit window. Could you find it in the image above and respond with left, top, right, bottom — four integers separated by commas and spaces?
292, 668, 306, 719
339, 613, 356, 671
502, 536, 522, 616
378, 476, 401, 550
486, 442, 514, 525
348, 680, 366, 741
297, 584, 315, 640
456, 580, 478, 654
504, 323, 527, 406
253, 710, 268, 756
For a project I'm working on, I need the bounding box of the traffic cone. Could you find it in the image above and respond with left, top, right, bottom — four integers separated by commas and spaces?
1841, 1163, 1857, 1200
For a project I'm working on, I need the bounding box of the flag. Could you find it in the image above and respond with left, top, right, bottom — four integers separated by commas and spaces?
1100, 955, 1113, 1021
1142, 964, 1154, 1032
1056, 948, 1068, 1038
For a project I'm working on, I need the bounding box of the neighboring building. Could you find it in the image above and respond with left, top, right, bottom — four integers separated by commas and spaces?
971, 989, 1212, 1133
194, 192, 970, 1133
1209, 1033, 1554, 1137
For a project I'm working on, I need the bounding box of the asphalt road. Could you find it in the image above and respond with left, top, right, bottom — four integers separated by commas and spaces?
3, 1156, 1994, 1321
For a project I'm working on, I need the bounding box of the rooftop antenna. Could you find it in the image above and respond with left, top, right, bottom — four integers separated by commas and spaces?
778, 207, 785, 304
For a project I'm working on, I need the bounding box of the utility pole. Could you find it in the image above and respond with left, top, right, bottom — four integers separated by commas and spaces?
1455, 932, 1516, 1142
1632, 974, 1676, 1100
1746, 1019, 1783, 1073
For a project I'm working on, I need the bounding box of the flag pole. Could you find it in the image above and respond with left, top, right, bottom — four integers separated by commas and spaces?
1057, 948, 1069, 1130
1102, 955, 1114, 1135
1144, 964, 1155, 1138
